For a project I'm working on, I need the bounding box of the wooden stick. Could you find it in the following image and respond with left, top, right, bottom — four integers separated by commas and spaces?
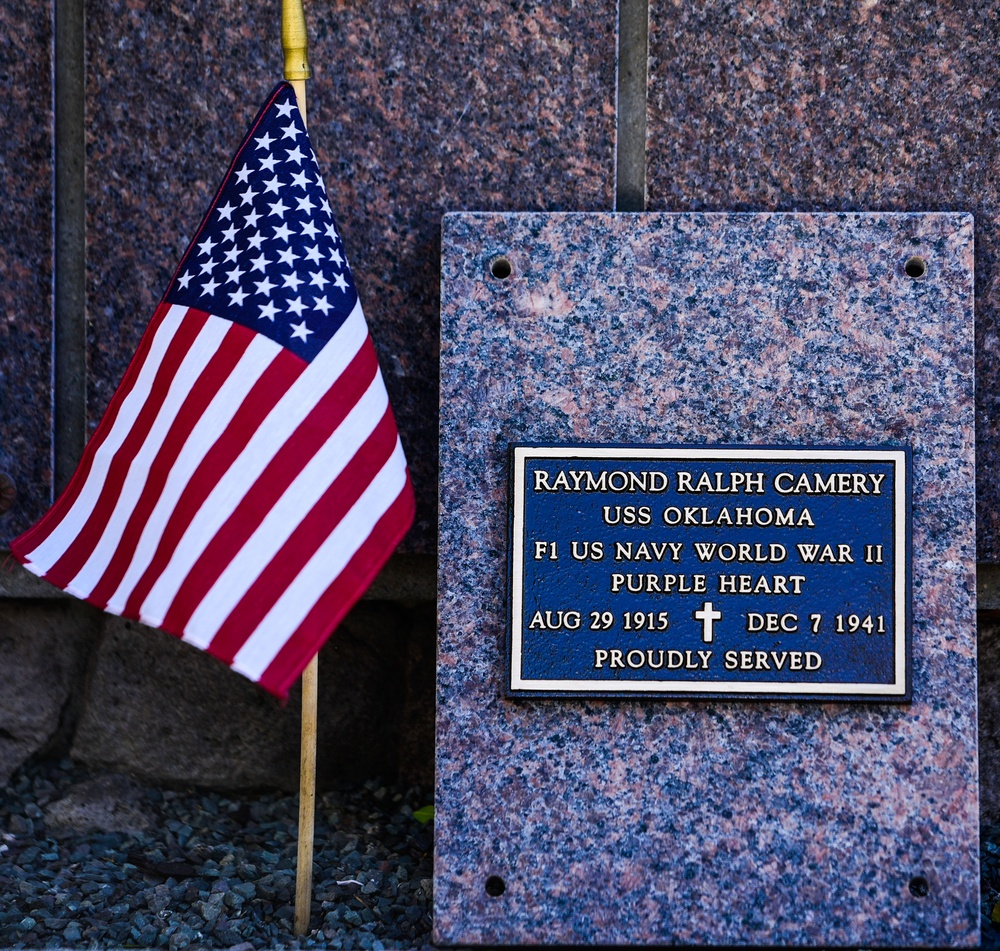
294, 653, 319, 935
284, 0, 315, 936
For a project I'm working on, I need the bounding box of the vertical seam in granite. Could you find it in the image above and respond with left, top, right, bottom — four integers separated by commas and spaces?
53, 0, 87, 496
614, 0, 649, 212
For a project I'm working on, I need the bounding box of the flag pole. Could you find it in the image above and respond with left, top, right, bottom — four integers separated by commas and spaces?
294, 654, 318, 936
282, 0, 316, 937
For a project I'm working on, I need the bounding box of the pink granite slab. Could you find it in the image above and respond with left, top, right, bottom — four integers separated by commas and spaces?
645, 1, 1000, 562
436, 211, 978, 945
84, 0, 616, 553
0, 0, 52, 545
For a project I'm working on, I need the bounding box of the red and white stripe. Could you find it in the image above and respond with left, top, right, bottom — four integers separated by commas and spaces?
12, 301, 414, 697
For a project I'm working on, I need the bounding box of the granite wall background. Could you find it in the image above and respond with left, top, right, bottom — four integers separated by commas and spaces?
2, 0, 1000, 811
0, 0, 53, 541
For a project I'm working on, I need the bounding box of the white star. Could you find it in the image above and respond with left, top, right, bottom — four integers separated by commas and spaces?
256, 131, 275, 151
246, 232, 265, 250
259, 154, 278, 173
275, 99, 296, 118
263, 176, 283, 195
296, 194, 316, 214
268, 199, 289, 219
325, 222, 340, 241
221, 224, 239, 243
255, 275, 276, 296
300, 220, 320, 239
178, 271, 194, 289
250, 253, 270, 273
217, 202, 236, 221
320, 197, 333, 217
277, 247, 297, 267
259, 300, 279, 321
304, 245, 322, 265
291, 170, 310, 190
309, 271, 329, 290
199, 258, 217, 276
285, 145, 306, 164
197, 236, 216, 256
239, 186, 258, 205
223, 245, 240, 263
283, 272, 304, 292
329, 248, 344, 267
281, 123, 302, 140
201, 277, 219, 295
289, 318, 313, 340
245, 209, 262, 229
333, 272, 349, 292
272, 223, 293, 243
229, 287, 249, 307
314, 295, 333, 316
235, 165, 252, 184
225, 265, 245, 285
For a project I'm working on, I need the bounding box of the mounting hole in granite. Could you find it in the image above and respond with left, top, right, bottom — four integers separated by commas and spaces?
489, 256, 512, 280
485, 875, 506, 897
904, 256, 927, 279
908, 875, 930, 898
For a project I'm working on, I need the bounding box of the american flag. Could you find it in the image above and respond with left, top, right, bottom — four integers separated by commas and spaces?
11, 82, 415, 697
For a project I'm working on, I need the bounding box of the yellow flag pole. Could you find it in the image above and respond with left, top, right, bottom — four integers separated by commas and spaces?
294, 654, 318, 936
283, 0, 316, 937
283, 0, 311, 118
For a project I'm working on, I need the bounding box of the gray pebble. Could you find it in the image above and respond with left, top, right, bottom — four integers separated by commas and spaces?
231, 881, 256, 901
223, 892, 243, 912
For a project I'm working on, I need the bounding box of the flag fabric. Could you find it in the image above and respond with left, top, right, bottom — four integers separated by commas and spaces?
11, 82, 415, 698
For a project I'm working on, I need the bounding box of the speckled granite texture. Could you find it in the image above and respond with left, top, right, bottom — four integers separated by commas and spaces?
646, 1, 1000, 561
85, 0, 616, 552
437, 212, 978, 945
0, 0, 52, 543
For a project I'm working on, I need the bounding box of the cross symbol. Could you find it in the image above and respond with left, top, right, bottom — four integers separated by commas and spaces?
694, 601, 722, 643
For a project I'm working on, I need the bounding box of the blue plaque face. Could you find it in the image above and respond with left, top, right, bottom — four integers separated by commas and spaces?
508, 445, 910, 701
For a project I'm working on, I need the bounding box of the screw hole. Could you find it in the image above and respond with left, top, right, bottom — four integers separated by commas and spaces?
485, 875, 506, 897
489, 257, 512, 280
909, 875, 929, 898
904, 256, 927, 279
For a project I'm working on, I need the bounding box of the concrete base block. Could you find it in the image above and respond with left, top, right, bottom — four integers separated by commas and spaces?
0, 601, 99, 784
71, 601, 429, 790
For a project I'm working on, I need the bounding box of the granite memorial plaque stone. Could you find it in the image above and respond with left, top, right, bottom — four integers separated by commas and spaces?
437, 212, 978, 945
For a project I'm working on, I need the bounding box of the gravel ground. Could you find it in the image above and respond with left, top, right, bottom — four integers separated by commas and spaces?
0, 758, 432, 950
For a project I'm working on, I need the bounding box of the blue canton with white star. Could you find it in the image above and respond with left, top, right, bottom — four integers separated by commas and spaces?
165, 83, 359, 364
